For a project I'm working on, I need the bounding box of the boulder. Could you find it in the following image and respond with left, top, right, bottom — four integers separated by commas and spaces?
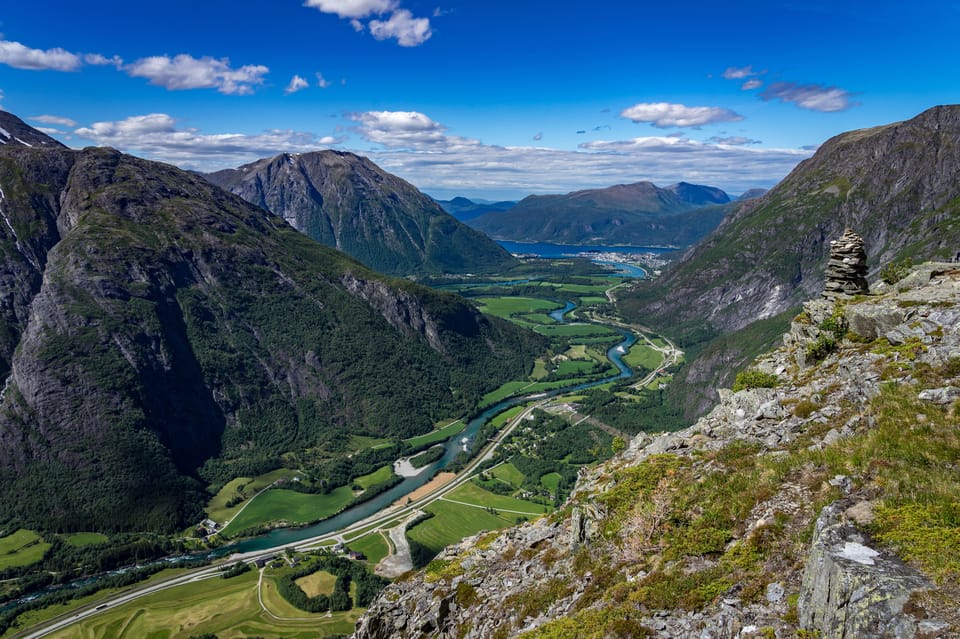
799, 503, 934, 638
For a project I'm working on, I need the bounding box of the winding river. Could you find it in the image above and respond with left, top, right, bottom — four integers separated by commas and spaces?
226, 301, 634, 554
3, 300, 639, 613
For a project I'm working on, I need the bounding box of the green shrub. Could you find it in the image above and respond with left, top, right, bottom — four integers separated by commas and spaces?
880, 256, 913, 285
805, 336, 837, 362
732, 369, 780, 392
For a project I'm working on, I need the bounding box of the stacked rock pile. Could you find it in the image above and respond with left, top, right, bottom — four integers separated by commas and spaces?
822, 228, 870, 299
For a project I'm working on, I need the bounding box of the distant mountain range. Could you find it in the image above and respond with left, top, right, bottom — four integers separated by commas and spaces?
434, 197, 517, 221
464, 181, 736, 246
0, 112, 542, 532
619, 104, 960, 418
205, 152, 516, 276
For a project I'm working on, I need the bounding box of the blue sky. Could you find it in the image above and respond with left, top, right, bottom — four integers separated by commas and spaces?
1, 0, 958, 199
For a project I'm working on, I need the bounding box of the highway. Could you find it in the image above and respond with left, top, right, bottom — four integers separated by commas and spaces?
12, 398, 549, 639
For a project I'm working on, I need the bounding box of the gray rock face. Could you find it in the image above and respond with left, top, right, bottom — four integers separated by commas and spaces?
822, 229, 870, 299
799, 503, 934, 638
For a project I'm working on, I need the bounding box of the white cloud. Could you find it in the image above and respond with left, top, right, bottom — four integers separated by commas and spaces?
304, 0, 397, 18
368, 9, 432, 46
69, 110, 811, 201
350, 110, 457, 148
722, 65, 756, 80
125, 54, 269, 95
0, 39, 82, 71
285, 74, 310, 94
316, 72, 332, 88
620, 102, 744, 128
760, 82, 857, 112
74, 113, 342, 169
84, 53, 124, 68
741, 78, 763, 90
347, 111, 808, 198
305, 0, 432, 46
31, 114, 78, 127
706, 135, 761, 146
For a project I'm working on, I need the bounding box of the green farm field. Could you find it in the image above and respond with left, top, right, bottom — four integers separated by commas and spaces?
446, 481, 551, 515
62, 533, 109, 548
404, 419, 466, 449
623, 343, 664, 371
220, 485, 354, 537
473, 296, 562, 319
0, 529, 50, 570
206, 468, 302, 522
354, 465, 395, 489
44, 568, 360, 639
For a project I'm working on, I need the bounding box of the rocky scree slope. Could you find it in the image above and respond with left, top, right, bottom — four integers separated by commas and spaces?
619, 105, 960, 419
355, 263, 960, 639
0, 142, 543, 533
468, 181, 733, 247
205, 151, 516, 276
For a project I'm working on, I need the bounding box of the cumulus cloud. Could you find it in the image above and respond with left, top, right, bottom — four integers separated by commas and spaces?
349, 110, 470, 149
741, 79, 763, 90
304, 0, 397, 18
368, 9, 432, 46
305, 0, 432, 46
84, 53, 124, 68
125, 54, 269, 95
285, 74, 310, 94
345, 111, 808, 198
760, 82, 857, 112
621, 102, 744, 128
706, 135, 761, 145
31, 114, 78, 127
0, 39, 82, 71
368, 135, 809, 199
722, 65, 756, 80
74, 113, 342, 169
316, 72, 332, 88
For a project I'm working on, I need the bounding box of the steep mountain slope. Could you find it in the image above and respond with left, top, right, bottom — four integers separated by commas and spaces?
0, 142, 543, 533
355, 264, 960, 638
619, 105, 960, 417
0, 111, 66, 148
205, 152, 516, 276
468, 181, 733, 246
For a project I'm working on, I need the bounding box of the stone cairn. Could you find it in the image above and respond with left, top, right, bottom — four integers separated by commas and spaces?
822, 228, 870, 299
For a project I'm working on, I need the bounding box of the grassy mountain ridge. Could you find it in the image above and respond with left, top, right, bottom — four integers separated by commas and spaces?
0, 142, 544, 533
206, 151, 516, 276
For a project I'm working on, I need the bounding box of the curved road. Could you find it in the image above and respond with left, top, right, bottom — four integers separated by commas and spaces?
13, 399, 549, 639
17, 294, 669, 639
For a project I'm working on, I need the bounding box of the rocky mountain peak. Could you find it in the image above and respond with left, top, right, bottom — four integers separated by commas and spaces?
205, 151, 515, 276
0, 111, 66, 148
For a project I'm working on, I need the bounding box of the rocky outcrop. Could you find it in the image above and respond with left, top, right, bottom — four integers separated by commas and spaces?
355, 264, 960, 639
822, 229, 869, 299
799, 503, 936, 638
